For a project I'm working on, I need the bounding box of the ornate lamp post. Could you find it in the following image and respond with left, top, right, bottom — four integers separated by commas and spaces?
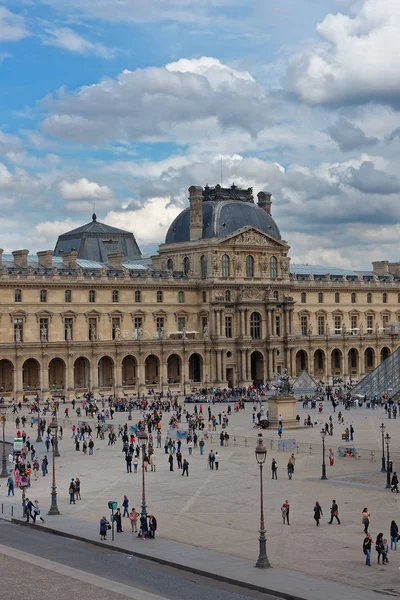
137, 429, 148, 520
320, 429, 327, 480
385, 433, 391, 489
36, 394, 43, 443
0, 401, 8, 478
48, 417, 60, 515
255, 432, 271, 569
380, 423, 386, 472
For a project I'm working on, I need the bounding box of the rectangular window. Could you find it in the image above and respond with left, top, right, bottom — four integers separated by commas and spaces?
177, 317, 185, 332
134, 316, 142, 339
367, 315, 373, 333
275, 315, 281, 337
14, 318, 23, 342
88, 317, 97, 341
383, 315, 390, 328
318, 316, 325, 335
112, 317, 121, 340
334, 315, 341, 334
300, 316, 308, 336
135, 291, 141, 303
64, 317, 73, 341
39, 318, 49, 342
350, 315, 357, 332
156, 317, 164, 338
225, 316, 232, 338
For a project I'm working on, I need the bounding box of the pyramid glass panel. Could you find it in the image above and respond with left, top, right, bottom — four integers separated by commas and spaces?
292, 370, 319, 394
352, 348, 400, 399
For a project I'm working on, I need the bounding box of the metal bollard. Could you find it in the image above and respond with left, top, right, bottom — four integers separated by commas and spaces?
244, 437, 248, 447
11, 506, 13, 517
1, 504, 2, 514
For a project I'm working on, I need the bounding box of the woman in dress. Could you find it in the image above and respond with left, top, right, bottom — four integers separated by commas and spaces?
313, 501, 323, 526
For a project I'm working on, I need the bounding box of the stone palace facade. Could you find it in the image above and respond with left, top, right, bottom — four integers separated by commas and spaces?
0, 183, 398, 400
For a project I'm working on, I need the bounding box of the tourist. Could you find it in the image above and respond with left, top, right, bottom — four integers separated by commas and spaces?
328, 500, 340, 524
148, 514, 157, 538
140, 514, 148, 539
168, 454, 174, 471
150, 453, 156, 472
277, 424, 282, 438
214, 451, 220, 470
69, 479, 76, 504
199, 438, 205, 455
75, 477, 81, 500
88, 439, 94, 455
287, 460, 294, 480
281, 500, 290, 525
375, 533, 385, 564
271, 458, 278, 480
25, 498, 34, 522
133, 455, 138, 473
126, 453, 132, 473
7, 476, 14, 496
188, 439, 193, 455
129, 508, 138, 533
313, 501, 323, 526
33, 500, 44, 524
100, 516, 109, 541
363, 533, 372, 566
176, 450, 182, 469
383, 538, 389, 564
391, 471, 399, 493
208, 449, 215, 470
390, 520, 398, 550
115, 508, 123, 533
122, 495, 129, 517
362, 508, 370, 534
182, 458, 189, 477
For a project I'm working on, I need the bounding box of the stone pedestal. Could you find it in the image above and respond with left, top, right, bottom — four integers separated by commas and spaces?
267, 395, 301, 429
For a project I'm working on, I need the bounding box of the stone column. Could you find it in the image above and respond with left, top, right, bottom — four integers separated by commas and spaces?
240, 310, 245, 337
41, 357, 49, 397
246, 348, 251, 381
138, 355, 145, 394
268, 348, 273, 380
91, 358, 99, 392
221, 350, 226, 383
115, 357, 123, 396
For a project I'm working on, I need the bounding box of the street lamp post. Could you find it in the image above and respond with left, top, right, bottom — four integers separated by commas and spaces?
36, 394, 42, 443
48, 417, 60, 515
380, 423, 386, 472
0, 401, 8, 478
53, 426, 60, 458
385, 433, 391, 489
137, 429, 148, 520
320, 429, 327, 480
255, 432, 271, 569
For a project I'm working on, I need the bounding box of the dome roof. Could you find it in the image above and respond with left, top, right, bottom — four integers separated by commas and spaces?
166, 198, 281, 244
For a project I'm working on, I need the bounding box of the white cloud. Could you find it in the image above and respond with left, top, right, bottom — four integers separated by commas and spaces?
58, 177, 114, 200
0, 7, 28, 42
33, 219, 81, 247
286, 0, 400, 107
41, 27, 114, 58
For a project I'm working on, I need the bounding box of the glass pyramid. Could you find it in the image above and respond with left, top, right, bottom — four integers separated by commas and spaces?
352, 349, 400, 399
292, 370, 318, 394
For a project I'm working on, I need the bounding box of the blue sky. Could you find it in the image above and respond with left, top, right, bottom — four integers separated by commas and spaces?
0, 0, 400, 268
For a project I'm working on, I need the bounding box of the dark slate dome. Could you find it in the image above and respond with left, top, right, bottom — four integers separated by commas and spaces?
165, 185, 281, 244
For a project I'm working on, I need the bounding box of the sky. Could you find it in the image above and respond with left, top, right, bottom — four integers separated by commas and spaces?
0, 0, 399, 268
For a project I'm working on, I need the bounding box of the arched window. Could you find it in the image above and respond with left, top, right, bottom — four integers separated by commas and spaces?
221, 254, 230, 277
135, 290, 141, 303
167, 258, 173, 271
225, 290, 231, 302
157, 290, 163, 303
112, 289, 119, 303
250, 312, 261, 340
200, 255, 207, 279
335, 292, 340, 304
318, 292, 324, 304
301, 292, 307, 303
89, 289, 96, 303
270, 256, 277, 279
65, 289, 72, 303
383, 292, 388, 304
183, 256, 190, 276
367, 292, 372, 304
351, 292, 356, 304
246, 255, 254, 277
273, 290, 279, 300
40, 289, 47, 303
178, 290, 184, 303
14, 288, 22, 303
202, 291, 207, 302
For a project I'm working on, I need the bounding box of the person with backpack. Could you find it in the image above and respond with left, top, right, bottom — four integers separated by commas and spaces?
363, 533, 372, 566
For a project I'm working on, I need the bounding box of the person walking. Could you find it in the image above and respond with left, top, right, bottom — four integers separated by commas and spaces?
287, 460, 294, 480
187, 440, 193, 455
150, 453, 156, 472
362, 508, 370, 534
182, 458, 189, 477
391, 471, 399, 493
25, 498, 34, 522
313, 501, 323, 526
129, 508, 138, 533
328, 500, 341, 524
199, 438, 205, 455
176, 450, 182, 469
115, 508, 123, 533
168, 453, 174, 471
277, 424, 282, 438
390, 520, 398, 551
271, 458, 278, 480
133, 455, 138, 473
126, 453, 132, 473
75, 477, 81, 500
148, 514, 157, 539
88, 439, 94, 455
376, 532, 385, 564
69, 480, 76, 504
33, 500, 45, 524
122, 495, 129, 518
7, 476, 14, 497
100, 516, 109, 541
363, 533, 372, 566
214, 451, 220, 471
208, 450, 215, 470
281, 500, 290, 525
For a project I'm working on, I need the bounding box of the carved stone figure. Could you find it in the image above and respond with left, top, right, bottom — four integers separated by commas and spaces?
115, 325, 121, 340
203, 323, 208, 338
273, 368, 293, 396
15, 328, 21, 343
66, 324, 72, 341
212, 252, 220, 274
280, 256, 289, 276
232, 252, 242, 276
259, 253, 268, 276
40, 325, 47, 342
308, 324, 313, 335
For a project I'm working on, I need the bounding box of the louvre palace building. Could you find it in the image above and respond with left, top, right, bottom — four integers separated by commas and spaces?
0, 183, 398, 400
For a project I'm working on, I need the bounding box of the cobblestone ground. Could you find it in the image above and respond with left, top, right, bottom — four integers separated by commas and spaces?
2, 398, 400, 594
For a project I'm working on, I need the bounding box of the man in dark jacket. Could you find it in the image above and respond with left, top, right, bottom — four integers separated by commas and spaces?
328, 499, 341, 524
149, 514, 157, 538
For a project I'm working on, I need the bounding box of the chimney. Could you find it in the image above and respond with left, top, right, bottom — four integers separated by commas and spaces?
257, 191, 272, 215
372, 261, 389, 276
12, 249, 29, 268
62, 251, 78, 269
188, 185, 203, 241
37, 250, 54, 269
0, 249, 3, 266
107, 252, 124, 269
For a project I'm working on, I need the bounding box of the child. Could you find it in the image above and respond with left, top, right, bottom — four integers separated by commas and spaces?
383, 538, 389, 563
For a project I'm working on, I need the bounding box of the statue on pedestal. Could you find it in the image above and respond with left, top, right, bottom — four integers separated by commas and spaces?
273, 368, 293, 396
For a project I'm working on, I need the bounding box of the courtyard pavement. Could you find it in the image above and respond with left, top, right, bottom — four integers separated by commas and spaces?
1, 397, 400, 597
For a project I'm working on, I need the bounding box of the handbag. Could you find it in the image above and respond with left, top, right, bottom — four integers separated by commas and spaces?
107, 524, 111, 530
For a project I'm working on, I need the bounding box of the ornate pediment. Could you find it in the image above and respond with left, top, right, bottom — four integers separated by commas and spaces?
219, 227, 288, 249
